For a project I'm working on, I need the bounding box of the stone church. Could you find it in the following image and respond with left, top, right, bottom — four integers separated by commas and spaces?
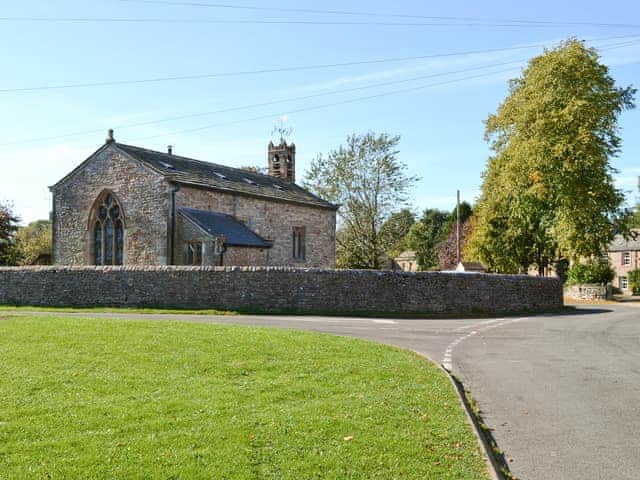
50, 130, 337, 267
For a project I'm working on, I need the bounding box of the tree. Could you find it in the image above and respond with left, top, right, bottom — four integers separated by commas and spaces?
438, 217, 473, 270
406, 208, 450, 270
15, 220, 52, 265
629, 206, 640, 229
0, 202, 20, 266
441, 201, 473, 238
304, 132, 417, 269
379, 208, 416, 259
566, 259, 614, 285
467, 39, 636, 274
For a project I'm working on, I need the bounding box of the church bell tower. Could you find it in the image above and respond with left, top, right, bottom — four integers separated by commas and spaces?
268, 141, 296, 184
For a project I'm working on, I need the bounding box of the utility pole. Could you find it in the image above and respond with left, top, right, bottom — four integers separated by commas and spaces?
456, 190, 461, 266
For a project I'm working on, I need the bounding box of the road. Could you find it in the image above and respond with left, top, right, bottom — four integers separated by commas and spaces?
9, 305, 640, 479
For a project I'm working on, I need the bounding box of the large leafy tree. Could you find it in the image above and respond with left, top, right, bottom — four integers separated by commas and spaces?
304, 132, 417, 269
379, 208, 416, 259
0, 202, 20, 266
467, 39, 636, 274
406, 208, 450, 270
15, 220, 52, 265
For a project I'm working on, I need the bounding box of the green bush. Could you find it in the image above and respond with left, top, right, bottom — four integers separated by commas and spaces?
566, 259, 614, 285
628, 269, 640, 294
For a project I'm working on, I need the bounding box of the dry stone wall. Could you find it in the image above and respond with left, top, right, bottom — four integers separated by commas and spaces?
0, 267, 563, 316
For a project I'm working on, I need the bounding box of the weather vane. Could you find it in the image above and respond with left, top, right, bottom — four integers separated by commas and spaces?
271, 115, 293, 144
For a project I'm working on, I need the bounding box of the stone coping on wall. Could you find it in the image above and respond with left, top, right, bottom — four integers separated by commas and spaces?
0, 265, 545, 278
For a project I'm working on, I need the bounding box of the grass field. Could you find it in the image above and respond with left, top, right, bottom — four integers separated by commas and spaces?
0, 305, 236, 315
0, 316, 489, 479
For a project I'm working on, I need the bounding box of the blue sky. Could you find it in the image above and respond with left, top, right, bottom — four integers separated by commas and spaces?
1, 0, 639, 224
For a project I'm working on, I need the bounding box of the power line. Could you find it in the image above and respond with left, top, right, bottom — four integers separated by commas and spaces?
0, 59, 530, 146
129, 67, 524, 141
1, 38, 637, 147
117, 0, 640, 30
2, 34, 638, 94
2, 15, 640, 29
126, 40, 640, 141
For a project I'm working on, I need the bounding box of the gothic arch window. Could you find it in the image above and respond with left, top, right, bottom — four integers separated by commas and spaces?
91, 192, 124, 265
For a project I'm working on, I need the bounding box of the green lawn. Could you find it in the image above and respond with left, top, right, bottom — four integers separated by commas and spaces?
0, 305, 236, 315
0, 316, 489, 479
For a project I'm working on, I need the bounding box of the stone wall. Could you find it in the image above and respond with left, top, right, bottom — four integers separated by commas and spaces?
565, 284, 613, 301
0, 267, 563, 316
177, 186, 336, 268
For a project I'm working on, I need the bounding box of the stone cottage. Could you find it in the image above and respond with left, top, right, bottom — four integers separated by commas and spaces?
606, 229, 640, 292
50, 130, 337, 267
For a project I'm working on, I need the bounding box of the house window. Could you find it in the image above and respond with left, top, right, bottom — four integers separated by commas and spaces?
186, 242, 203, 266
622, 252, 631, 266
620, 276, 629, 290
292, 227, 306, 261
92, 193, 124, 265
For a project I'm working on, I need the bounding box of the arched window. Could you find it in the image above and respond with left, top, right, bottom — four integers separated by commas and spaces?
92, 193, 124, 265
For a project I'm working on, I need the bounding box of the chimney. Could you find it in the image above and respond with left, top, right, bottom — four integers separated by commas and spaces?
105, 129, 115, 144
168, 145, 173, 155
268, 140, 296, 183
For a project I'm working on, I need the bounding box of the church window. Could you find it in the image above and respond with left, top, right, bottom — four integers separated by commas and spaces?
292, 227, 306, 261
93, 193, 124, 265
186, 242, 203, 266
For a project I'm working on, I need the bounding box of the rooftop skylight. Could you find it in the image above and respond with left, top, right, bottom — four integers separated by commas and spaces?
158, 161, 176, 170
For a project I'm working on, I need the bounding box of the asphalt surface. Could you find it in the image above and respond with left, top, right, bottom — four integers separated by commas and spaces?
6, 305, 640, 479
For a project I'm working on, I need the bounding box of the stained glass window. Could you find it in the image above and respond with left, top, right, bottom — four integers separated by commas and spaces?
93, 193, 124, 265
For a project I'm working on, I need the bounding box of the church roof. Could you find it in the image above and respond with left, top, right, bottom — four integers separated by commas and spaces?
115, 143, 337, 210
179, 208, 273, 248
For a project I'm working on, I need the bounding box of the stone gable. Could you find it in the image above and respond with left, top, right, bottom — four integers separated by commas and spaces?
51, 144, 171, 265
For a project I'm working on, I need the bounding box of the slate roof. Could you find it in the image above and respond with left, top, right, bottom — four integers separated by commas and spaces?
115, 143, 337, 210
179, 208, 272, 248
608, 229, 640, 252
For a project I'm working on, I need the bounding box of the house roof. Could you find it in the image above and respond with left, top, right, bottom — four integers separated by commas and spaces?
395, 250, 417, 260
608, 230, 640, 252
179, 208, 272, 248
115, 143, 337, 210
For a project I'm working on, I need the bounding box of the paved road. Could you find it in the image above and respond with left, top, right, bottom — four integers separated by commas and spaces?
8, 305, 640, 479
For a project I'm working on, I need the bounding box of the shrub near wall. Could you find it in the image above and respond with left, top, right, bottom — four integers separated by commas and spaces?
0, 266, 563, 316
628, 269, 640, 294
